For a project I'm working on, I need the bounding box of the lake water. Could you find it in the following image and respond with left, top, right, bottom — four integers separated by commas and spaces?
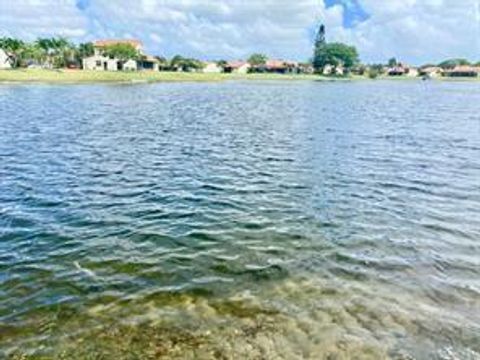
0, 80, 479, 359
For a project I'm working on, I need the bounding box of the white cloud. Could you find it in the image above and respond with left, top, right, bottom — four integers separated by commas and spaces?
80, 0, 324, 60
0, 0, 479, 64
0, 0, 87, 40
328, 0, 480, 64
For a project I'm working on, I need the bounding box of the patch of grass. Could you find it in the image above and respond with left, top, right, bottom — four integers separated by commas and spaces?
0, 69, 334, 84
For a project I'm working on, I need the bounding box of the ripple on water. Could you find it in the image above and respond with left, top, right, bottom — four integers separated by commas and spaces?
1, 81, 480, 358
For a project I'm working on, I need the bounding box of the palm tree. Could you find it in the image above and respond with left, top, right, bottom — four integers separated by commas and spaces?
35, 37, 75, 68
19, 43, 44, 67
35, 38, 54, 67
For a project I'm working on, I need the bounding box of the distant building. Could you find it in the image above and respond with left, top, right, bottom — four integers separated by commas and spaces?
419, 66, 443, 78
202, 62, 223, 73
0, 49, 12, 69
323, 64, 344, 76
138, 55, 160, 71
387, 63, 417, 77
298, 63, 314, 74
224, 61, 251, 74
443, 65, 479, 77
387, 65, 407, 76
82, 40, 157, 71
406, 67, 418, 77
259, 59, 299, 74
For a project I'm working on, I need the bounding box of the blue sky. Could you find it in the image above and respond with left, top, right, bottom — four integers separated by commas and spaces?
0, 0, 479, 64
324, 0, 369, 28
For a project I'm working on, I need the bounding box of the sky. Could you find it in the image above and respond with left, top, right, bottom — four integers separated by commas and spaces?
0, 0, 479, 65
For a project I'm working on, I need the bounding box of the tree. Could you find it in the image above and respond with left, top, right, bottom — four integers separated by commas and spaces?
388, 57, 398, 67
102, 43, 139, 69
34, 37, 74, 68
370, 64, 386, 74
313, 42, 359, 72
0, 37, 25, 67
76, 42, 94, 67
170, 55, 203, 72
18, 43, 43, 67
368, 68, 380, 79
216, 60, 228, 69
315, 24, 326, 48
248, 53, 268, 66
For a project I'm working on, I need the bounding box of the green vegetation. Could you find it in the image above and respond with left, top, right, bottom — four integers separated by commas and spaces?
438, 58, 471, 69
1, 36, 84, 68
312, 24, 359, 74
367, 68, 380, 79
313, 42, 359, 72
103, 43, 138, 61
169, 55, 205, 71
1, 31, 479, 82
248, 53, 268, 66
0, 37, 25, 67
388, 57, 398, 67
0, 69, 340, 84
102, 43, 139, 67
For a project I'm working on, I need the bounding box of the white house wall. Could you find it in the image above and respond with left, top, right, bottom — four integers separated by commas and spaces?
0, 50, 12, 69
83, 56, 138, 71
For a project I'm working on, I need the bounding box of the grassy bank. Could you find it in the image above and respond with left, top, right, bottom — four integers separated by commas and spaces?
2, 69, 478, 84
0, 69, 334, 84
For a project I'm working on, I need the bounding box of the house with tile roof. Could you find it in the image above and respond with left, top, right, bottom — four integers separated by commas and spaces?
443, 65, 479, 77
83, 39, 159, 71
223, 61, 251, 74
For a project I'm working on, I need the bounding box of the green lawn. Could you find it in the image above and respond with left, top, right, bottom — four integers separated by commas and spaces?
0, 69, 335, 84
2, 69, 478, 84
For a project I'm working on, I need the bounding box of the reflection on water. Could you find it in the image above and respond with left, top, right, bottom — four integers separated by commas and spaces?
0, 81, 479, 359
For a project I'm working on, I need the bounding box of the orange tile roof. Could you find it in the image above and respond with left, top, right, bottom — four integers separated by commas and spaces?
444, 65, 478, 73
226, 60, 250, 69
265, 59, 286, 69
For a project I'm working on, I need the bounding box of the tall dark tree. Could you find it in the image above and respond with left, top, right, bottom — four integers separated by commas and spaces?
388, 57, 398, 67
315, 24, 326, 48
313, 23, 359, 73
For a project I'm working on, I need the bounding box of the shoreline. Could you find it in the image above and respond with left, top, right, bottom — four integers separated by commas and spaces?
1, 69, 479, 85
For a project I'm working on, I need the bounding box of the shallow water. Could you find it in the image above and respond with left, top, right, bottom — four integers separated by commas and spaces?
0, 80, 479, 359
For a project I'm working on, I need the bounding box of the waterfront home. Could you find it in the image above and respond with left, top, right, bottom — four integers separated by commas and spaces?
406, 67, 418, 77
387, 64, 418, 77
138, 55, 160, 71
323, 64, 344, 76
223, 61, 251, 74
202, 62, 223, 73
83, 39, 158, 71
387, 65, 407, 76
260, 60, 299, 74
298, 63, 314, 74
443, 65, 479, 77
419, 66, 443, 78
0, 49, 12, 69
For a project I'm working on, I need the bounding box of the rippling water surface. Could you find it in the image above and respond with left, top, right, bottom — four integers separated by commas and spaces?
1, 81, 479, 359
